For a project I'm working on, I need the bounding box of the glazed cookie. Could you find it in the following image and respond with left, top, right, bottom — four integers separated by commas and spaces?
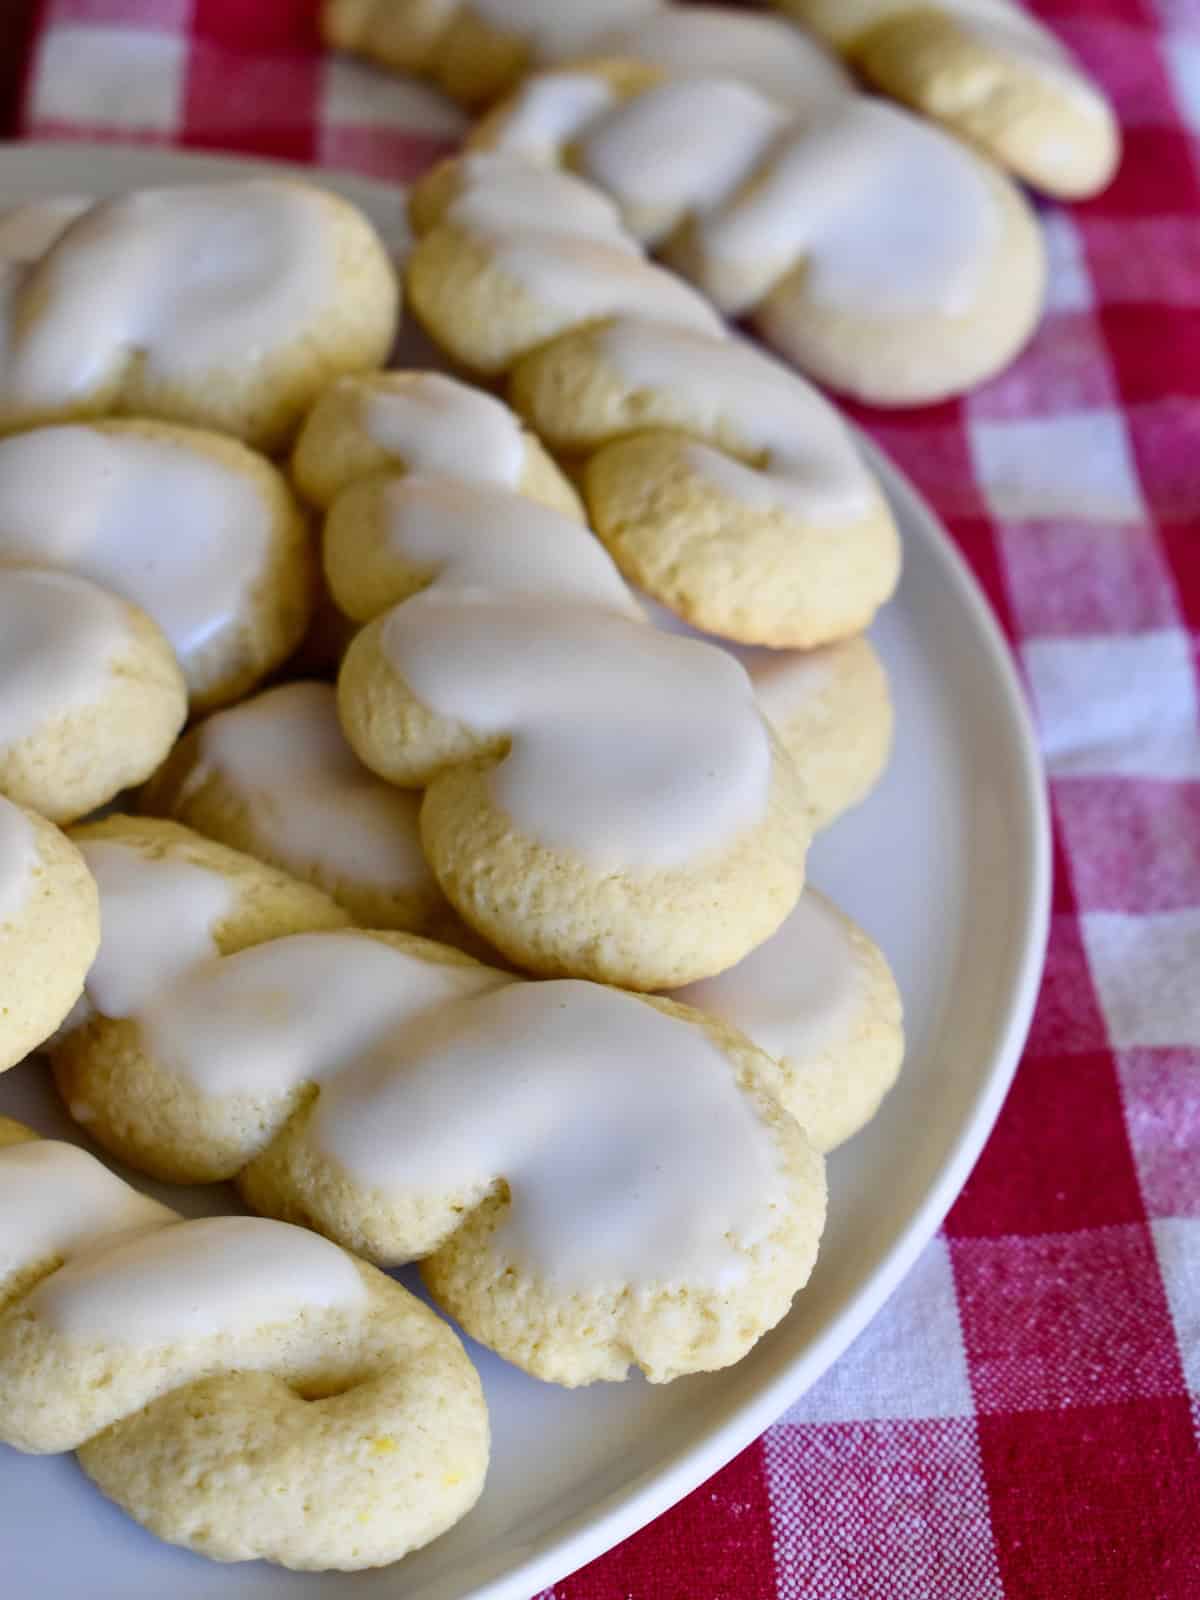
648, 601, 893, 830
0, 1121, 488, 1570
407, 164, 900, 642
59, 814, 350, 1041
460, 68, 1046, 406
327, 425, 809, 986
0, 565, 186, 824
775, 0, 1120, 199
49, 888, 826, 1384
0, 797, 99, 1073
142, 682, 457, 938
672, 889, 904, 1151
0, 420, 314, 710
0, 180, 398, 449
0, 196, 90, 262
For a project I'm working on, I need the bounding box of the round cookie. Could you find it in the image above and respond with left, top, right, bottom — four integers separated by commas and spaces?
461, 68, 1047, 406
141, 681, 461, 939
0, 180, 398, 450
0, 1123, 488, 1571
406, 160, 901, 645
290, 370, 584, 521
774, 0, 1120, 199
672, 889, 904, 1152
0, 565, 186, 824
0, 420, 315, 711
0, 797, 99, 1073
47, 899, 828, 1384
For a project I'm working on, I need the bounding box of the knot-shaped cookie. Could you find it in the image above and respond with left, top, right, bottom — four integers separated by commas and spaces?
775, 0, 1120, 199
291, 371, 810, 989
0, 1117, 488, 1570
52, 816, 830, 1386
0, 179, 397, 449
0, 795, 98, 1073
405, 168, 900, 641
446, 62, 1046, 407
322, 0, 852, 110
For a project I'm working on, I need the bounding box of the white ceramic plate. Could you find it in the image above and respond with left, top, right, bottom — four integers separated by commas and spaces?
0, 144, 1051, 1600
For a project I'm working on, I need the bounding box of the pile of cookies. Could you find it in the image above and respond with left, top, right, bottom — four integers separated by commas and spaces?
0, 164, 903, 1572
328, 0, 1119, 403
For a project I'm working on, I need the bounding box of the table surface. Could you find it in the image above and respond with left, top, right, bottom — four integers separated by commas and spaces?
5, 3, 1200, 1598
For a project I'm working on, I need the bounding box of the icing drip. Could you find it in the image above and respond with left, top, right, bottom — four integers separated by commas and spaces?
0, 425, 272, 675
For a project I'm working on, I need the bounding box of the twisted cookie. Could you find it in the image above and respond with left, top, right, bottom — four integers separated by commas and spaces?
775, 0, 1120, 199
0, 1118, 488, 1570
295, 371, 810, 988
0, 795, 98, 1073
0, 180, 397, 449
0, 420, 314, 712
50, 821, 828, 1386
455, 61, 1046, 406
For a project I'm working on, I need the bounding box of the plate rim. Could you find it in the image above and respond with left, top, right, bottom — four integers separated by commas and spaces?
0, 140, 1053, 1600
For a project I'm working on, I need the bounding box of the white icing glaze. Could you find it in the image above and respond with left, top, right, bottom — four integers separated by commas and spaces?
672, 891, 867, 1068
29, 1215, 367, 1343
0, 568, 139, 749
385, 597, 771, 870
313, 978, 788, 1289
576, 79, 790, 244
483, 76, 619, 162
77, 839, 236, 1018
138, 931, 509, 1098
0, 425, 272, 678
0, 197, 90, 263
597, 320, 875, 521
0, 181, 337, 412
591, 7, 853, 109
185, 681, 437, 901
470, 0, 659, 59
355, 475, 641, 614
448, 154, 636, 248
0, 795, 37, 927
0, 1139, 174, 1286
693, 95, 1000, 316
358, 372, 527, 488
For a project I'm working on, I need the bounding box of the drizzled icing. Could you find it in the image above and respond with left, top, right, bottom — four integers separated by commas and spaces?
139, 931, 509, 1098
0, 795, 37, 926
672, 891, 869, 1069
358, 372, 527, 488
30, 1215, 367, 1343
0, 1138, 173, 1286
178, 683, 437, 908
483, 70, 1001, 317
0, 568, 142, 748
0, 181, 336, 414
594, 321, 874, 520
591, 7, 853, 109
0, 425, 273, 680
76, 840, 236, 1018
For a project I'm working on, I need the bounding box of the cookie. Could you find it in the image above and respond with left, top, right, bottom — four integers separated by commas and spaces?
0, 797, 99, 1073
0, 196, 90, 262
775, 0, 1119, 199
291, 370, 584, 521
0, 565, 186, 824
0, 180, 398, 450
48, 873, 827, 1384
0, 420, 314, 711
0, 1121, 488, 1570
648, 601, 893, 830
463, 68, 1047, 406
406, 161, 900, 643
329, 452, 808, 989
141, 682, 458, 938
672, 889, 904, 1151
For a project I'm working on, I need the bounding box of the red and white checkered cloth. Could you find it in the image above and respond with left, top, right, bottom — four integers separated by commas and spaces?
12, 1, 1200, 1594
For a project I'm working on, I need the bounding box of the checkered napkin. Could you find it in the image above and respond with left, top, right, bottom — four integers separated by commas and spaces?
14, 1, 1200, 1595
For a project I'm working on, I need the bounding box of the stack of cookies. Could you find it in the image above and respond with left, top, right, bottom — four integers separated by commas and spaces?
0, 144, 906, 1570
